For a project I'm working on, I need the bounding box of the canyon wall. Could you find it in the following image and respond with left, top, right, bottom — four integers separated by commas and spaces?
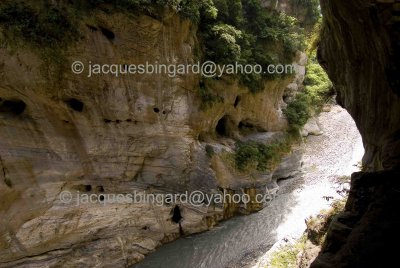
0, 7, 304, 267
312, 0, 400, 267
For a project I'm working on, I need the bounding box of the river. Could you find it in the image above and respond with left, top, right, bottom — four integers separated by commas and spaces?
134, 106, 364, 268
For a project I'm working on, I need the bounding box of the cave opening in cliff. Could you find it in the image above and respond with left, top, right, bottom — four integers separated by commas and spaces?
75, 185, 92, 192
99, 26, 115, 41
171, 205, 183, 224
65, 98, 84, 112
0, 99, 26, 115
234, 96, 241, 107
216, 115, 234, 137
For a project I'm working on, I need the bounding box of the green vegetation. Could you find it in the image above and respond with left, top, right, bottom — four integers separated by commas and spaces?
303, 19, 333, 112
304, 55, 333, 111
306, 18, 322, 53
283, 19, 332, 131
0, 0, 210, 46
0, 2, 82, 82
269, 198, 346, 267
283, 93, 311, 131
234, 139, 292, 172
79, 0, 210, 22
200, 0, 306, 93
305, 198, 346, 245
0, 0, 322, 109
0, 2, 79, 47
205, 23, 243, 64
283, 57, 333, 132
269, 235, 307, 268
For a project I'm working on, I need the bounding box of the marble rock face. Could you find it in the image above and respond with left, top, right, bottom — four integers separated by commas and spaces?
0, 10, 304, 268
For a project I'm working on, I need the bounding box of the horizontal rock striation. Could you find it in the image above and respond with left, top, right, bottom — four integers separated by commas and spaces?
0, 7, 304, 267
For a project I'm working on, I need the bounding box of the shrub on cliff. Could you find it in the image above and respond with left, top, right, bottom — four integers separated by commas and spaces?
283, 53, 332, 131
0, 2, 78, 47
200, 0, 306, 93
82, 0, 215, 23
0, 0, 311, 99
305, 198, 346, 245
205, 23, 243, 64
304, 56, 333, 111
234, 139, 291, 172
283, 93, 311, 131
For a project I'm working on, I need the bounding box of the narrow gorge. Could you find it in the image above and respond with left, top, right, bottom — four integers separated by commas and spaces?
0, 0, 398, 268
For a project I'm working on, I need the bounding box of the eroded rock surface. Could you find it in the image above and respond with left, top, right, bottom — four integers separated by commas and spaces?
0, 8, 304, 267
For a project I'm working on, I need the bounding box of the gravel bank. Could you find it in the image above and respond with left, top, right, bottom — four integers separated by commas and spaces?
232, 105, 364, 268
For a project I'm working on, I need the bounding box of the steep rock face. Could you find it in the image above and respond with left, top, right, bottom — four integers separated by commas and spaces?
318, 0, 400, 170
0, 8, 304, 267
312, 1, 400, 267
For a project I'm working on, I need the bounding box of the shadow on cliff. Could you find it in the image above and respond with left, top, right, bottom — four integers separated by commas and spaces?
311, 0, 400, 267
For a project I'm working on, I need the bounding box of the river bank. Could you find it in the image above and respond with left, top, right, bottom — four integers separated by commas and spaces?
134, 105, 364, 268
